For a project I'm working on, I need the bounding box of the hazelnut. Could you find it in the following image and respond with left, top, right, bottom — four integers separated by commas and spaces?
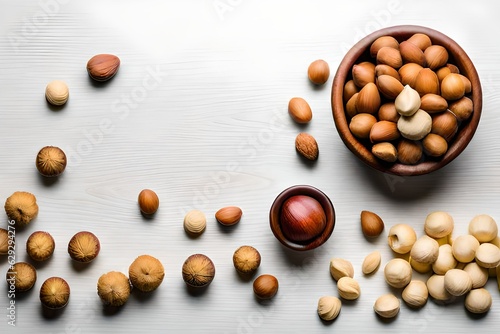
253, 274, 279, 300
26, 231, 55, 261
39, 277, 70, 309
215, 206, 243, 226
138, 189, 159, 215
233, 245, 261, 275
45, 80, 69, 106
307, 59, 330, 85
4, 191, 39, 227
36, 146, 67, 177
0, 228, 9, 255
6, 262, 37, 292
337, 276, 361, 300
86, 54, 120, 82
67, 231, 100, 263
182, 254, 215, 288
97, 271, 131, 306
183, 210, 206, 236
129, 255, 165, 292
360, 210, 384, 237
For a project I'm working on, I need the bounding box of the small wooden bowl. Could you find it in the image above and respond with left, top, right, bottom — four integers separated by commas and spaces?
332, 25, 482, 176
269, 185, 335, 251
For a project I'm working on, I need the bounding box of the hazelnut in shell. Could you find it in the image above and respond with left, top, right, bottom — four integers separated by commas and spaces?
39, 277, 70, 309
67, 231, 100, 263
253, 274, 279, 300
4, 191, 39, 227
27, 231, 55, 261
307, 59, 330, 85
86, 54, 120, 82
6, 262, 37, 292
138, 189, 159, 215
233, 245, 261, 275
97, 271, 131, 307
360, 210, 384, 237
129, 255, 165, 292
280, 195, 326, 243
0, 228, 9, 255
182, 254, 215, 288
36, 146, 67, 177
215, 206, 242, 226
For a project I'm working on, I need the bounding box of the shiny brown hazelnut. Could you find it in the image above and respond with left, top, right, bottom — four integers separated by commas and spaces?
4, 191, 39, 227
26, 231, 55, 261
253, 274, 279, 300
36, 146, 67, 177
215, 206, 242, 226
182, 254, 215, 288
308, 59, 330, 85
233, 245, 261, 275
97, 271, 131, 306
67, 231, 100, 263
280, 195, 326, 243
129, 255, 165, 292
138, 189, 159, 215
6, 262, 37, 292
360, 210, 385, 237
39, 277, 70, 309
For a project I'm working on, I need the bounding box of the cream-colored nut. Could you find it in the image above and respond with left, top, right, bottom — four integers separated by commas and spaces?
468, 214, 498, 242
397, 109, 432, 140
317, 296, 341, 321
491, 236, 500, 248
388, 224, 417, 254
410, 235, 439, 264
402, 280, 428, 308
410, 257, 432, 274
329, 258, 354, 281
463, 263, 488, 289
424, 211, 454, 239
452, 235, 479, 263
444, 269, 472, 296
432, 244, 457, 275
373, 294, 400, 319
183, 210, 206, 236
465, 288, 492, 314
474, 243, 500, 268
45, 80, 69, 106
395, 84, 421, 116
337, 277, 360, 300
362, 250, 381, 275
384, 258, 412, 288
426, 275, 452, 301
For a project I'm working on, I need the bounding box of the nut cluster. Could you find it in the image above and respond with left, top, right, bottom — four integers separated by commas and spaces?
344, 33, 474, 165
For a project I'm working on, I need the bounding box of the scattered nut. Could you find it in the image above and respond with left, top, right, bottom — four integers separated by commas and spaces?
39, 277, 70, 309
4, 191, 39, 227
308, 59, 330, 85
374, 294, 400, 319
182, 254, 215, 288
474, 242, 500, 268
402, 280, 428, 308
45, 80, 69, 106
452, 235, 479, 263
26, 231, 55, 261
288, 97, 312, 124
317, 296, 341, 321
253, 274, 278, 300
138, 189, 159, 215
215, 206, 242, 226
360, 210, 384, 237
463, 262, 488, 289
295, 132, 319, 161
183, 209, 206, 236
410, 235, 439, 264
424, 211, 454, 239
384, 258, 412, 288
465, 288, 492, 314
87, 54, 120, 82
68, 231, 100, 263
329, 258, 354, 281
97, 271, 131, 307
337, 277, 360, 300
444, 269, 472, 296
468, 214, 498, 243
388, 224, 417, 254
362, 250, 381, 275
6, 262, 37, 292
0, 228, 9, 255
36, 146, 67, 177
233, 245, 261, 275
129, 255, 165, 292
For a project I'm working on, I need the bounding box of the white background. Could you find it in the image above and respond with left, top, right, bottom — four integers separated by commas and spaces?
1, 0, 500, 333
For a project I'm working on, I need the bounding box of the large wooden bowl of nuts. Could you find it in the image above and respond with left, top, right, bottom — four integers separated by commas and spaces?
332, 25, 482, 176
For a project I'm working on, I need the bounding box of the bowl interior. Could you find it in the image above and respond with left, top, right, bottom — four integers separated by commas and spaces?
332, 25, 482, 176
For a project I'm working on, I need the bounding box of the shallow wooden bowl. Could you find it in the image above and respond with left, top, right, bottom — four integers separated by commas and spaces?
332, 25, 482, 176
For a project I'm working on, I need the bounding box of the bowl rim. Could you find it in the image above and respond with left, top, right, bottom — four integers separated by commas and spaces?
269, 185, 335, 251
332, 25, 483, 176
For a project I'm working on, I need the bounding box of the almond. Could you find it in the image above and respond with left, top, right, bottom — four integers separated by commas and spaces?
86, 54, 120, 82
288, 97, 312, 124
295, 132, 319, 161
215, 206, 242, 226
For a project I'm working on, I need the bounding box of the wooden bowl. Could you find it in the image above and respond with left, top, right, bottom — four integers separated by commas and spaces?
332, 25, 482, 176
269, 185, 335, 251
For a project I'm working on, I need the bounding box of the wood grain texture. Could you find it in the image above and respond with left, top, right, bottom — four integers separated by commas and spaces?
1, 1, 500, 333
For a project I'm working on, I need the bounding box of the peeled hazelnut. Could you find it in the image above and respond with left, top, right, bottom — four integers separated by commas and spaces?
40, 277, 70, 309
6, 262, 37, 292
138, 189, 159, 215
410, 235, 439, 264
45, 80, 69, 106
295, 132, 319, 161
288, 97, 312, 124
183, 210, 206, 236
86, 54, 120, 82
397, 139, 423, 165
215, 206, 242, 226
0, 228, 9, 255
360, 210, 384, 237
67, 231, 100, 263
253, 274, 278, 299
474, 243, 500, 268
349, 113, 377, 139
384, 258, 412, 288
452, 235, 479, 263
468, 214, 498, 242
424, 45, 449, 70
329, 258, 354, 281
388, 223, 417, 254
233, 245, 261, 275
402, 280, 428, 308
317, 296, 341, 321
97, 271, 131, 307
352, 61, 376, 88
424, 211, 454, 239
26, 231, 55, 261
444, 269, 472, 296
307, 59, 330, 85
372, 142, 398, 163
129, 254, 165, 292
370, 36, 399, 58
362, 250, 381, 275
36, 146, 67, 177
4, 191, 39, 227
373, 294, 400, 319
465, 288, 492, 314
182, 254, 215, 288
441, 73, 465, 100
426, 275, 452, 301
337, 276, 360, 300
